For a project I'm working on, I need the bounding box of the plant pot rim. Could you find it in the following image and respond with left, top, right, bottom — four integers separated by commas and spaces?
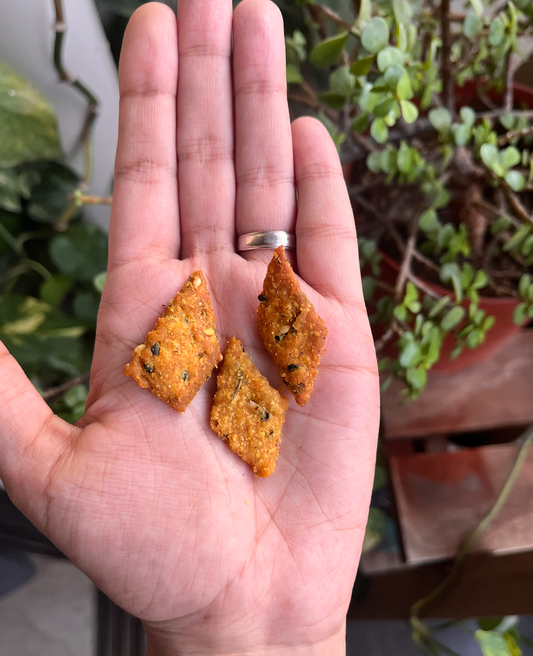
378, 251, 521, 307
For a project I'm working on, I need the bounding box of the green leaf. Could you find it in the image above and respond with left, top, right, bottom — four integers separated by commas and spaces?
377, 47, 404, 72
330, 66, 356, 95
501, 147, 521, 169
428, 296, 450, 318
500, 114, 516, 131
358, 83, 380, 113
475, 629, 513, 656
428, 107, 452, 134
0, 61, 62, 167
361, 18, 390, 55
452, 123, 471, 146
440, 262, 463, 303
358, 0, 371, 25
519, 274, 532, 298
64, 384, 88, 409
419, 209, 440, 232
409, 365, 427, 391
373, 464, 388, 491
384, 65, 405, 91
450, 346, 463, 359
469, 0, 484, 16
441, 306, 465, 331
351, 56, 375, 77
489, 18, 505, 47
374, 96, 395, 118
25, 161, 80, 222
505, 170, 525, 192
393, 304, 408, 321
49, 223, 108, 281
40, 274, 74, 307
491, 215, 512, 235
483, 316, 495, 331
392, 0, 412, 25
309, 31, 349, 67
467, 329, 484, 349
319, 93, 347, 110
366, 151, 382, 173
399, 341, 422, 368
513, 302, 528, 325
0, 295, 85, 376
477, 617, 513, 633
472, 269, 488, 289
371, 118, 388, 144
397, 142, 413, 173
362, 508, 388, 553
480, 143, 499, 169
286, 64, 303, 84
504, 225, 530, 252
460, 106, 476, 129
400, 100, 418, 124
73, 290, 100, 326
464, 12, 483, 38
351, 113, 370, 134
404, 281, 418, 304
396, 72, 413, 100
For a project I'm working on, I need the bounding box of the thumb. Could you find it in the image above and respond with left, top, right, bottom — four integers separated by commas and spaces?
0, 341, 78, 519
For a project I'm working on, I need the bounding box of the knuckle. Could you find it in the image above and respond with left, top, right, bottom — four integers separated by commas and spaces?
114, 157, 176, 185
178, 134, 232, 164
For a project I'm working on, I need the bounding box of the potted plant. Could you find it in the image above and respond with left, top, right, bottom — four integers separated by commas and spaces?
285, 0, 533, 398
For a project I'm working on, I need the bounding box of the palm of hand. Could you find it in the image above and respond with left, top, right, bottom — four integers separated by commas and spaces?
0, 0, 379, 650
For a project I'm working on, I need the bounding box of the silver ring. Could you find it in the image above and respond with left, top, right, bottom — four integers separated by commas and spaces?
237, 231, 296, 252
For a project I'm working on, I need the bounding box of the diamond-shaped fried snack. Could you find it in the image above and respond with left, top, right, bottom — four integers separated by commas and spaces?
257, 246, 327, 407
124, 271, 222, 413
210, 337, 289, 477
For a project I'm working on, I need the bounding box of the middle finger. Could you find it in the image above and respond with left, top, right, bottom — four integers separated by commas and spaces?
177, 0, 235, 258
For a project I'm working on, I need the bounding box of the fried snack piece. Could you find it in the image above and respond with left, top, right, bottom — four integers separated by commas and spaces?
257, 246, 327, 407
124, 271, 222, 413
211, 337, 289, 477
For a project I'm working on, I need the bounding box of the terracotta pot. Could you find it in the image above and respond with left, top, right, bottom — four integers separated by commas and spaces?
374, 253, 523, 374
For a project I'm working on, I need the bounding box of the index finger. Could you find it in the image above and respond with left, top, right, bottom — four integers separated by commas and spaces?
109, 3, 180, 270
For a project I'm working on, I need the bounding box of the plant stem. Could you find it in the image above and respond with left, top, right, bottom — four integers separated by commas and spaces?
440, 0, 454, 114
375, 326, 397, 353
394, 218, 417, 303
75, 194, 113, 205
410, 425, 533, 623
42, 371, 91, 401
503, 185, 533, 229
498, 125, 533, 146
504, 52, 514, 113
52, 0, 99, 179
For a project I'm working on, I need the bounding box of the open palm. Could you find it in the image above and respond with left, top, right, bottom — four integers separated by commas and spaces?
0, 1, 379, 653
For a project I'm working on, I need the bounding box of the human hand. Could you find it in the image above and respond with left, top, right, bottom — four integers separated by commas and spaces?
0, 1, 379, 654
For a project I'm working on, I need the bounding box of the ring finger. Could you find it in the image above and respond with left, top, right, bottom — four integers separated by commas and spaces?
233, 0, 296, 264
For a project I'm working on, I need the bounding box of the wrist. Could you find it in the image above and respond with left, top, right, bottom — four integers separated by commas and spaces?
143, 620, 346, 656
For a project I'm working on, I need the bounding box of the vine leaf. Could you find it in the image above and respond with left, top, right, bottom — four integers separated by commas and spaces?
0, 61, 62, 167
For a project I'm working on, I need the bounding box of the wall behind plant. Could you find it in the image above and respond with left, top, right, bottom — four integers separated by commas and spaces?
0, 0, 119, 231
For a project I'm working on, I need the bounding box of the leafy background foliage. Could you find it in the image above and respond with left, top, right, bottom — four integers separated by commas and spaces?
0, 63, 106, 423
1, 1, 533, 654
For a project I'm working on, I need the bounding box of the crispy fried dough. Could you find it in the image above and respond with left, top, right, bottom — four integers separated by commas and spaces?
211, 337, 289, 477
124, 271, 222, 413
257, 246, 327, 406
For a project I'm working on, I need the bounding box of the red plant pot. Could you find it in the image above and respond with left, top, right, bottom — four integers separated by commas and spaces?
374, 253, 523, 374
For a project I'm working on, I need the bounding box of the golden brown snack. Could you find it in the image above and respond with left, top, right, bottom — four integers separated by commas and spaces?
124, 271, 222, 413
211, 337, 289, 477
257, 246, 327, 407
